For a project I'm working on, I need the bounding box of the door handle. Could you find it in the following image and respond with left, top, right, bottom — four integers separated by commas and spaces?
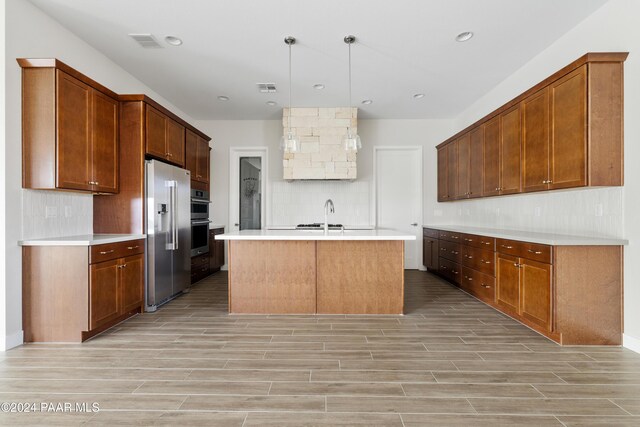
411, 223, 418, 226
234, 223, 239, 227
166, 180, 178, 250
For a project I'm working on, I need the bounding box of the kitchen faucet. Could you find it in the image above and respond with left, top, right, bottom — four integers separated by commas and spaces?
324, 199, 335, 233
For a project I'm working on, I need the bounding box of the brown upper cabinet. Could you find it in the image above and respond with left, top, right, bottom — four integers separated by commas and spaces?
19, 59, 119, 194
145, 105, 185, 167
437, 146, 448, 201
499, 105, 522, 195
436, 52, 627, 202
455, 133, 470, 199
185, 129, 211, 185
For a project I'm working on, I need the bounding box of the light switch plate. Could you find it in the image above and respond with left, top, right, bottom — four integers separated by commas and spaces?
595, 204, 604, 217
45, 206, 57, 218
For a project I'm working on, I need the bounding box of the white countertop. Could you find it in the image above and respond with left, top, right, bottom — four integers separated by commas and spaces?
19, 234, 146, 247
424, 225, 628, 246
216, 229, 416, 241
209, 224, 226, 230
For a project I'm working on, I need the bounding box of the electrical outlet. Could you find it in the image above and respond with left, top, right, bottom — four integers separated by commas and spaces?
595, 204, 604, 217
45, 206, 57, 218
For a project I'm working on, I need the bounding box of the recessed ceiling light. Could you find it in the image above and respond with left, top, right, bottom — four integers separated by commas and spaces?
164, 36, 183, 46
455, 31, 474, 42
266, 101, 277, 106
217, 95, 230, 101
413, 93, 425, 99
313, 84, 325, 90
361, 99, 373, 105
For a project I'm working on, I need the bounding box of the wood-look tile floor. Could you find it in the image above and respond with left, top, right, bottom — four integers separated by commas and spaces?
2, 271, 640, 426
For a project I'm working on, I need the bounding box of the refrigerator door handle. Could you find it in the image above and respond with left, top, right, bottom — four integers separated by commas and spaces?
173, 182, 179, 250
166, 180, 178, 251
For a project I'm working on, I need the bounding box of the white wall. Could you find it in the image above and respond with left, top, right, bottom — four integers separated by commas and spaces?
195, 118, 453, 231
440, 0, 640, 349
1, 0, 7, 350
2, 0, 196, 350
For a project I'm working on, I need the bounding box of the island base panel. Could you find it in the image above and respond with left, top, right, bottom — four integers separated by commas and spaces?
317, 240, 404, 314
228, 240, 317, 314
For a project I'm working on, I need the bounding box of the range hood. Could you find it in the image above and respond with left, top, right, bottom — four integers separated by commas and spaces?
282, 107, 357, 180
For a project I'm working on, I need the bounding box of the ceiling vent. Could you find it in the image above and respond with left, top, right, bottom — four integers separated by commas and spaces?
257, 83, 277, 93
128, 33, 163, 48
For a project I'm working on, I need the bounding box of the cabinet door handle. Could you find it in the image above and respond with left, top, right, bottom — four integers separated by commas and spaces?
452, 236, 459, 240
527, 249, 542, 254
481, 284, 492, 289
99, 250, 115, 255
452, 251, 459, 255
467, 277, 473, 281
127, 246, 140, 250
501, 245, 513, 249
88, 181, 99, 185
452, 270, 459, 275
118, 264, 127, 269
441, 266, 448, 270
480, 259, 491, 264
513, 263, 523, 268
482, 241, 491, 245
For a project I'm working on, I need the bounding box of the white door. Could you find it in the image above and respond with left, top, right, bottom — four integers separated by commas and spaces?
229, 148, 268, 232
374, 147, 423, 269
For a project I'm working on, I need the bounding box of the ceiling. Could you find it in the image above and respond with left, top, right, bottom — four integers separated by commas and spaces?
29, 0, 608, 120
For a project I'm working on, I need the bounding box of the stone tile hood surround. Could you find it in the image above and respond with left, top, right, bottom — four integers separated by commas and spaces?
283, 107, 357, 180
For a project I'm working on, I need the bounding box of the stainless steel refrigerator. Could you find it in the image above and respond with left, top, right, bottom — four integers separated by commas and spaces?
145, 160, 191, 311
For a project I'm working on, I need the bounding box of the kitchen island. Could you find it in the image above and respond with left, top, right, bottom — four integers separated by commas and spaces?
216, 229, 415, 314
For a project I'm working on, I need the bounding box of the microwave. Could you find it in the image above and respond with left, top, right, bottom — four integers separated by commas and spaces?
191, 189, 210, 220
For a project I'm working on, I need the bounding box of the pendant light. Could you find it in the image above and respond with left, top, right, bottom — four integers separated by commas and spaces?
280, 36, 299, 153
343, 35, 361, 152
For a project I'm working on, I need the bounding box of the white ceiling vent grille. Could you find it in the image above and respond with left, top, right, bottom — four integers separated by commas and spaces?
128, 33, 163, 48
257, 83, 277, 93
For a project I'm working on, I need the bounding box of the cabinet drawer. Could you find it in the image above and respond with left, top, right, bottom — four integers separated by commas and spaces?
462, 245, 496, 276
423, 228, 439, 239
496, 238, 552, 263
462, 233, 496, 250
439, 240, 461, 264
191, 253, 209, 268
90, 239, 145, 264
461, 267, 495, 303
438, 230, 462, 243
438, 257, 461, 285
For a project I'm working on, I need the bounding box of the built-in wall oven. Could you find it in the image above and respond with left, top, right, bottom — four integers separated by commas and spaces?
191, 189, 211, 257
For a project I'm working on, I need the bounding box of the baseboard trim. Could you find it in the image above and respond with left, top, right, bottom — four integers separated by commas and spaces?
623, 333, 640, 354
2, 330, 24, 351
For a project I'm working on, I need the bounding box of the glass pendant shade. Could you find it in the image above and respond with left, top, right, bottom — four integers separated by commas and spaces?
343, 35, 361, 153
281, 131, 299, 153
343, 128, 361, 152
281, 36, 299, 153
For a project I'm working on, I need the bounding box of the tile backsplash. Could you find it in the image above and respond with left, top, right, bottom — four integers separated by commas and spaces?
22, 190, 93, 239
430, 187, 624, 238
270, 180, 370, 226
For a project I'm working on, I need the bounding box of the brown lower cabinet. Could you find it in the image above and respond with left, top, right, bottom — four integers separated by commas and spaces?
423, 227, 622, 345
191, 253, 210, 284
210, 227, 225, 272
23, 239, 145, 343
